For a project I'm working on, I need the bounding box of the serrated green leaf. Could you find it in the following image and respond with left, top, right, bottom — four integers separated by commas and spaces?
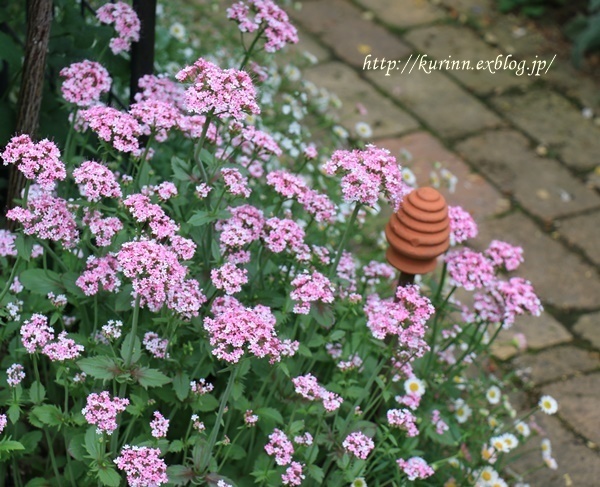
166, 465, 195, 485
29, 382, 46, 404
135, 367, 171, 389
19, 269, 62, 295
254, 407, 283, 425
307, 464, 324, 483
172, 372, 190, 401
187, 210, 215, 227
196, 394, 219, 412
168, 440, 184, 453
68, 434, 86, 461
84, 427, 102, 460
120, 332, 141, 365
77, 356, 119, 380
31, 405, 63, 427
15, 234, 33, 262
329, 330, 345, 341
97, 466, 121, 487
0, 440, 25, 452
8, 403, 20, 424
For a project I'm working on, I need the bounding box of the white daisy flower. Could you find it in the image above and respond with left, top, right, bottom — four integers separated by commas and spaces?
478, 466, 499, 484
499, 432, 518, 452
538, 395, 558, 415
454, 399, 472, 424
541, 438, 552, 457
515, 421, 530, 437
486, 385, 501, 405
169, 22, 187, 42
401, 167, 417, 187
351, 478, 367, 487
354, 121, 373, 139
332, 125, 349, 139
404, 377, 426, 397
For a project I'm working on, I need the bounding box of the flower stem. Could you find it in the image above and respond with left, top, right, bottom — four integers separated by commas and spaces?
329, 203, 361, 279
199, 364, 240, 473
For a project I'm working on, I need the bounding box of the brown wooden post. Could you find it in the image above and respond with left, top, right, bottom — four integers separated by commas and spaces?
5, 0, 53, 223
385, 187, 451, 288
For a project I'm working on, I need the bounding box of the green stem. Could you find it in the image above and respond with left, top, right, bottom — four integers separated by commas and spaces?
39, 241, 68, 272
239, 27, 266, 70
199, 364, 240, 473
329, 203, 361, 279
0, 256, 21, 304
44, 429, 63, 486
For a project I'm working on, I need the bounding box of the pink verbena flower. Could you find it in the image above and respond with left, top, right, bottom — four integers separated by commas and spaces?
397, 457, 434, 481
7, 364, 25, 387
342, 432, 374, 460
264, 428, 294, 465
156, 182, 178, 201
445, 249, 495, 291
1, 135, 66, 190
323, 144, 409, 210
176, 58, 260, 120
0, 414, 6, 434
0, 230, 17, 257
135, 74, 185, 110
245, 410, 259, 426
96, 2, 141, 55
73, 160, 122, 201
101, 320, 123, 342
362, 260, 396, 286
227, 0, 298, 52
76, 254, 121, 296
263, 218, 309, 259
221, 167, 251, 197
78, 106, 142, 154
190, 378, 214, 395
82, 391, 129, 435
431, 409, 449, 435
291, 374, 343, 412
282, 462, 305, 486
387, 408, 419, 437
143, 332, 169, 359
216, 204, 264, 250
42, 331, 84, 361
485, 240, 524, 271
448, 205, 478, 245
123, 193, 179, 239
83, 209, 123, 247
60, 60, 111, 106
130, 99, 180, 142
203, 297, 293, 363
7, 194, 78, 248
20, 314, 54, 353
290, 271, 335, 314
114, 445, 168, 487
211, 263, 248, 295
150, 411, 169, 438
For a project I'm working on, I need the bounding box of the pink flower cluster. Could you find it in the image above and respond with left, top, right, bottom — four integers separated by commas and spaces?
445, 248, 495, 291
387, 408, 419, 437
216, 204, 264, 250
60, 60, 112, 107
6, 364, 25, 387
364, 285, 434, 358
1, 134, 66, 190
83, 209, 123, 247
190, 378, 214, 395
397, 457, 435, 481
291, 374, 344, 412
448, 205, 478, 245
150, 411, 169, 438
143, 332, 169, 359
323, 144, 409, 210
130, 99, 180, 142
290, 271, 335, 314
266, 170, 337, 223
204, 297, 297, 363
176, 58, 260, 120
0, 414, 6, 434
227, 0, 299, 52
221, 167, 251, 197
116, 239, 206, 317
263, 218, 310, 260
211, 263, 248, 295
485, 240, 524, 271
7, 194, 79, 248
431, 409, 449, 435
78, 106, 142, 154
42, 331, 85, 361
135, 74, 185, 110
282, 462, 305, 486
264, 428, 294, 465
362, 260, 396, 286
73, 160, 122, 202
96, 2, 141, 54
0, 230, 17, 257
20, 314, 55, 354
82, 391, 129, 435
114, 445, 168, 487
76, 254, 121, 296
124, 193, 179, 239
342, 431, 374, 460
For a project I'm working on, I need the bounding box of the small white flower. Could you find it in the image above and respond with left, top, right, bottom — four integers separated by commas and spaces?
303, 51, 319, 65
332, 125, 349, 139
538, 395, 558, 415
478, 466, 498, 484
515, 421, 530, 437
500, 433, 519, 452
283, 64, 301, 82
454, 399, 472, 424
404, 377, 426, 397
486, 385, 501, 405
543, 456, 558, 470
541, 438, 552, 457
169, 22, 187, 42
354, 121, 373, 139
401, 167, 416, 187
351, 478, 367, 487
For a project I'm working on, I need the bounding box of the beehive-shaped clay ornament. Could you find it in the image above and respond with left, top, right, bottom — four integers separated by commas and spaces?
385, 187, 450, 275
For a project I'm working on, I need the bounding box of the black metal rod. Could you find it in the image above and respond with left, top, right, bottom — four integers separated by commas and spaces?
130, 0, 156, 105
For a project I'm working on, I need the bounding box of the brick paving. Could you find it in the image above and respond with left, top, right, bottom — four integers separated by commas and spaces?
290, 0, 600, 484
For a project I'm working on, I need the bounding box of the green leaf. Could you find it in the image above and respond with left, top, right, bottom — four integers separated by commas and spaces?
77, 356, 119, 380
187, 210, 215, 227
196, 394, 219, 412
14, 234, 34, 262
254, 407, 283, 425
226, 443, 247, 460
115, 284, 134, 312
61, 272, 86, 298
31, 405, 63, 427
19, 431, 42, 454
68, 434, 86, 461
171, 156, 191, 181
329, 330, 345, 341
172, 372, 190, 401
0, 440, 25, 452
120, 332, 142, 365
8, 403, 21, 423
166, 465, 195, 485
19, 269, 62, 295
84, 427, 102, 459
97, 466, 121, 487
29, 382, 46, 404
135, 367, 171, 389
307, 464, 324, 483
168, 440, 184, 453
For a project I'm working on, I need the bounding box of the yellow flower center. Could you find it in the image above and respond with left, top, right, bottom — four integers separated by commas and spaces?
409, 382, 419, 392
